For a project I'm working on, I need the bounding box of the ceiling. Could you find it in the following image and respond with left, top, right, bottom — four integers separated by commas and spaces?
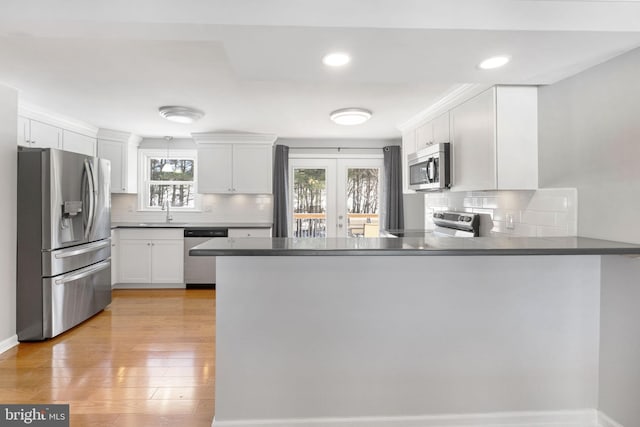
1, 0, 639, 139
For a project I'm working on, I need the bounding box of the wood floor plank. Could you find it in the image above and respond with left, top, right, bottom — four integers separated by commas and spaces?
0, 289, 216, 425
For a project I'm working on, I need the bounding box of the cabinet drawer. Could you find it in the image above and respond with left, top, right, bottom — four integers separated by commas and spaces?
118, 228, 183, 240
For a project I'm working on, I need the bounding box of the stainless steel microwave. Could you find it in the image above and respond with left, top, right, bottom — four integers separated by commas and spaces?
407, 143, 451, 191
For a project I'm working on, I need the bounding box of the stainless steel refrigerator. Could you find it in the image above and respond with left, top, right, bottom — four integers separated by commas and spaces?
17, 147, 112, 341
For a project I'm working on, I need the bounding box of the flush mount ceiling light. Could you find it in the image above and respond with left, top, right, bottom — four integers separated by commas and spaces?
478, 56, 510, 70
329, 108, 372, 126
158, 106, 205, 124
322, 52, 351, 67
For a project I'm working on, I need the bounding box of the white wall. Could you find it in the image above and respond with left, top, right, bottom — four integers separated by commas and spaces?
599, 255, 640, 427
538, 46, 640, 427
538, 46, 640, 245
0, 84, 17, 352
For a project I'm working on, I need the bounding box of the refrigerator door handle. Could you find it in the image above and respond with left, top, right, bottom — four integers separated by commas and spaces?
83, 159, 96, 240
54, 240, 111, 259
54, 259, 111, 285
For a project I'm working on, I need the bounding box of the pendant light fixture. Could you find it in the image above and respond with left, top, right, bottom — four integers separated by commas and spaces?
161, 136, 174, 173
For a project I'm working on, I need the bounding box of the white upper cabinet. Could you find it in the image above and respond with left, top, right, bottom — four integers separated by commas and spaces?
197, 144, 234, 193
414, 112, 451, 152
18, 105, 99, 155
18, 117, 61, 149
193, 132, 276, 194
62, 129, 96, 156
97, 128, 141, 194
450, 86, 538, 191
432, 112, 450, 145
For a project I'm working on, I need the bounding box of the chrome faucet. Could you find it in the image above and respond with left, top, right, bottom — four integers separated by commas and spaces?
162, 199, 173, 223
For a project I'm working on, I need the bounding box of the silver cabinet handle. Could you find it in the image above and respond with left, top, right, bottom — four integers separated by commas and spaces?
55, 240, 110, 258
55, 260, 111, 285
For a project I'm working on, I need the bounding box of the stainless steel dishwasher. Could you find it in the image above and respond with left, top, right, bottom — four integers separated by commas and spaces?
184, 227, 228, 289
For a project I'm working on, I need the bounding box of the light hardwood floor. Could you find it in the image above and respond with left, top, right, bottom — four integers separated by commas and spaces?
0, 289, 216, 427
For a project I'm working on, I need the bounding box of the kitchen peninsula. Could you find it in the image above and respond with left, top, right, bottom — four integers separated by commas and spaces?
192, 237, 640, 427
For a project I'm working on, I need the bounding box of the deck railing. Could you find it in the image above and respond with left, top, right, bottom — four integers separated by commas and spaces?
293, 213, 379, 237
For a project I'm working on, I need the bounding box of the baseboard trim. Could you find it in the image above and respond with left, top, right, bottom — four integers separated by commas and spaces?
598, 411, 624, 427
0, 334, 19, 354
213, 409, 599, 427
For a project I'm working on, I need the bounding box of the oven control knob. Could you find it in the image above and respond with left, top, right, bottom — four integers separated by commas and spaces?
464, 217, 472, 222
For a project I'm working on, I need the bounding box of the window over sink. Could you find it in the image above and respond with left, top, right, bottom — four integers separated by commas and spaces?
138, 149, 200, 211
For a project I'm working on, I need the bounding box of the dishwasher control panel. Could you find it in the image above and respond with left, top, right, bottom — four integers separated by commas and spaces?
184, 228, 229, 238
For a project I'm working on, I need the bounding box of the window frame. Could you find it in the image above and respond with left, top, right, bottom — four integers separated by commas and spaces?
138, 149, 201, 212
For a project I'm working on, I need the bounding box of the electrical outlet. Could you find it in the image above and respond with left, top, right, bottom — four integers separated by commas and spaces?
204, 205, 212, 212
127, 205, 133, 212
506, 213, 515, 230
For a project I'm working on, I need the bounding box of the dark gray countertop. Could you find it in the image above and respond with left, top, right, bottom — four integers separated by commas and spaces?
189, 236, 640, 256
112, 222, 273, 229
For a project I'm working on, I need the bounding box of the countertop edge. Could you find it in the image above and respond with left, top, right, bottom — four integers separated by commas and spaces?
112, 223, 273, 229
190, 248, 640, 257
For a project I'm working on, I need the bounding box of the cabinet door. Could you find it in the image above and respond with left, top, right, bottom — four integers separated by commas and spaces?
402, 129, 416, 156
150, 240, 184, 283
29, 120, 61, 149
17, 116, 30, 146
232, 144, 272, 193
415, 121, 433, 151
98, 140, 125, 193
118, 240, 152, 283
63, 130, 96, 156
110, 231, 119, 287
432, 112, 450, 144
198, 144, 233, 193
451, 88, 496, 191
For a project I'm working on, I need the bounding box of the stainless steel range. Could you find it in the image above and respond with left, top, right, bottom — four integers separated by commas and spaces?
432, 211, 480, 237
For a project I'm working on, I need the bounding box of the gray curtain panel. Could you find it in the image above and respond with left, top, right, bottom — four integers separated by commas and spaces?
383, 146, 404, 231
272, 145, 290, 237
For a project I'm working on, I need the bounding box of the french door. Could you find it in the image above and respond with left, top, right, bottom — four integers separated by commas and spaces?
289, 156, 384, 238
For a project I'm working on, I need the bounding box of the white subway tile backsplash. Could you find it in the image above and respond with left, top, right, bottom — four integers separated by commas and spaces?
111, 193, 273, 224
463, 197, 483, 208
423, 188, 578, 237
521, 210, 556, 227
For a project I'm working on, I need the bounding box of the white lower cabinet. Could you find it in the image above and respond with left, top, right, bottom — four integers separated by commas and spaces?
110, 230, 119, 288
116, 229, 184, 288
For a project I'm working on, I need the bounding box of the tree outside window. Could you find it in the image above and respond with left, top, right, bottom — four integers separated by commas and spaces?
140, 150, 199, 210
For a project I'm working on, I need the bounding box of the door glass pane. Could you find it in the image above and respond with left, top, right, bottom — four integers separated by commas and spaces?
293, 168, 327, 237
346, 168, 380, 237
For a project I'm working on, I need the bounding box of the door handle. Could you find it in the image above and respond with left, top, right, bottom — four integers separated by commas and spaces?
83, 159, 96, 240
55, 260, 111, 285
54, 240, 110, 258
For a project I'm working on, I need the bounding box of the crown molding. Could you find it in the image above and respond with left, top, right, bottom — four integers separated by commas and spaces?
97, 128, 142, 146
192, 132, 278, 145
397, 83, 491, 133
18, 101, 99, 137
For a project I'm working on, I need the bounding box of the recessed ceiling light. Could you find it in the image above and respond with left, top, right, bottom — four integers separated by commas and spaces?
329, 108, 372, 126
478, 56, 510, 70
322, 52, 351, 67
158, 106, 205, 124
